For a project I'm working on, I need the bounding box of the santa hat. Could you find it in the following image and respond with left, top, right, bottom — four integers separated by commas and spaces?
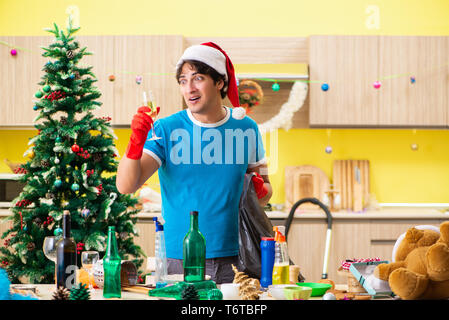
176, 42, 240, 108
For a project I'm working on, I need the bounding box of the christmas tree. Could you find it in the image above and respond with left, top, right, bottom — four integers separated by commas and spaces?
0, 21, 144, 283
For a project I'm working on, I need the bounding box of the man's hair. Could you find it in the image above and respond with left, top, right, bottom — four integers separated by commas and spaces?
176, 60, 228, 99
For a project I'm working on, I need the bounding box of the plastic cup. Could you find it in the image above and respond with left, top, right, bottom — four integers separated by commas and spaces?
220, 283, 240, 300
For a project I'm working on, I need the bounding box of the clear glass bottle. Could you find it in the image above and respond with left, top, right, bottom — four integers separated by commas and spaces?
103, 226, 121, 298
183, 211, 206, 282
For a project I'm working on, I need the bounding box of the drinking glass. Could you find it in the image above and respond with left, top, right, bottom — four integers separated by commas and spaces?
43, 236, 58, 262
143, 90, 162, 141
43, 236, 59, 285
81, 251, 99, 289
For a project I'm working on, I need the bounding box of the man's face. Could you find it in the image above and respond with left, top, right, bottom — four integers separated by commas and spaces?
178, 62, 224, 114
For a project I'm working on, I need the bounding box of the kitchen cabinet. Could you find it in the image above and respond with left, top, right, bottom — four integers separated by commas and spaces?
284, 210, 447, 284
112, 35, 184, 125
0, 35, 184, 127
309, 35, 449, 127
1, 209, 446, 283
378, 36, 448, 127
0, 36, 52, 126
309, 35, 379, 127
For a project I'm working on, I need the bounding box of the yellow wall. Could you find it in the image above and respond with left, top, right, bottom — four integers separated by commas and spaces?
1, 0, 449, 204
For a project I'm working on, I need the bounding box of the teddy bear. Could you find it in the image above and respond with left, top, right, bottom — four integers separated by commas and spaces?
373, 221, 449, 300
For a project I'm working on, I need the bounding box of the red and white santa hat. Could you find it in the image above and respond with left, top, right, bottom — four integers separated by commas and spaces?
176, 42, 241, 109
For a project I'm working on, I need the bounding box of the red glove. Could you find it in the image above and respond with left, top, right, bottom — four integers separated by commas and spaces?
251, 172, 268, 199
125, 106, 160, 160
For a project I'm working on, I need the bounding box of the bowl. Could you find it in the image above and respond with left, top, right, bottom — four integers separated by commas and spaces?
283, 286, 312, 300
296, 282, 332, 297
267, 284, 291, 300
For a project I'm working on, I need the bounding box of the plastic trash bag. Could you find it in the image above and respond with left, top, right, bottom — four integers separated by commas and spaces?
237, 173, 274, 279
237, 173, 306, 282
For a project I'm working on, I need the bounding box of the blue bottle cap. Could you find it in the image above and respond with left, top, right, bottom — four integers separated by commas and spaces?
155, 221, 164, 232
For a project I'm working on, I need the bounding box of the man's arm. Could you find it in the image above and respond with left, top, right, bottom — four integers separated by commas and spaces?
116, 153, 159, 194
246, 163, 272, 207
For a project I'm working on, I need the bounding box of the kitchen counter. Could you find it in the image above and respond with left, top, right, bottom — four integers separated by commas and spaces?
2, 207, 448, 220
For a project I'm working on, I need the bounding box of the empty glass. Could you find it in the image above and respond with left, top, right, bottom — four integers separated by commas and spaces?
43, 236, 59, 285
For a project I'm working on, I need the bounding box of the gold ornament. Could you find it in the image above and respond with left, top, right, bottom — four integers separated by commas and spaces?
26, 150, 35, 159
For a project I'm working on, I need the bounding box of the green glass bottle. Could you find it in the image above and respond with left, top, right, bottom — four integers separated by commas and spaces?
103, 226, 121, 298
183, 211, 206, 282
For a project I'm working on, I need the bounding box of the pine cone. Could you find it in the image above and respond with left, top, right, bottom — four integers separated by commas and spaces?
60, 116, 68, 125
26, 242, 35, 251
93, 153, 102, 163
207, 288, 223, 300
52, 286, 70, 300
69, 283, 91, 300
181, 284, 199, 300
41, 160, 50, 167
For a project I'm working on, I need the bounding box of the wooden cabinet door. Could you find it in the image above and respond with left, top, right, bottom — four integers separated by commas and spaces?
369, 219, 442, 262
309, 35, 380, 127
378, 36, 448, 127
0, 36, 53, 126
0, 35, 184, 127
134, 219, 155, 271
76, 36, 115, 121
112, 35, 184, 125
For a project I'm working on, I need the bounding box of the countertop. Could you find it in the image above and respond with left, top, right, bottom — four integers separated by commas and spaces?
15, 283, 351, 300
1, 207, 448, 220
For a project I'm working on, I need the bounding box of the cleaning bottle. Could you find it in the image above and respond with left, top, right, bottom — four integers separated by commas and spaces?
153, 217, 168, 287
260, 237, 275, 288
272, 226, 290, 285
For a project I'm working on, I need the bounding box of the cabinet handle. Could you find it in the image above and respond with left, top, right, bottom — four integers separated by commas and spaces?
371, 239, 396, 244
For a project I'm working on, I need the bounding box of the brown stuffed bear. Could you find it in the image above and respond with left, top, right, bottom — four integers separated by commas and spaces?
374, 221, 449, 300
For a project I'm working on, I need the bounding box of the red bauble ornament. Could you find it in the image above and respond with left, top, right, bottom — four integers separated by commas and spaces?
71, 144, 80, 153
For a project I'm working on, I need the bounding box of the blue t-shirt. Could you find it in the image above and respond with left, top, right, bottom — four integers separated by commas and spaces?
143, 106, 266, 259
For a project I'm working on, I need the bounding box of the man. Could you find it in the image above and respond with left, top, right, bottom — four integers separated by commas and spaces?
116, 42, 272, 283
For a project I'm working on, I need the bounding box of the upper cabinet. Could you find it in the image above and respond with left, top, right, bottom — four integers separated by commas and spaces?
378, 36, 448, 127
0, 35, 184, 127
112, 35, 184, 125
309, 35, 449, 128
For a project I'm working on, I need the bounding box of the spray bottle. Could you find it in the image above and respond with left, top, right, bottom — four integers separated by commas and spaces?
153, 217, 168, 287
272, 226, 290, 285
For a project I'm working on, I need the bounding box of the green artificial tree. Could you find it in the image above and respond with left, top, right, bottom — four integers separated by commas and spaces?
0, 21, 144, 283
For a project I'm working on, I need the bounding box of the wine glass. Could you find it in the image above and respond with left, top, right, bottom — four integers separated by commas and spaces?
81, 251, 99, 289
43, 236, 59, 285
143, 90, 162, 141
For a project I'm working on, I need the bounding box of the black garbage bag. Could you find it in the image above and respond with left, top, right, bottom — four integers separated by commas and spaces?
237, 173, 306, 281
237, 173, 274, 279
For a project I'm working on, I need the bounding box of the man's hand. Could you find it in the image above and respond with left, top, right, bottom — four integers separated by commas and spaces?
251, 172, 268, 199
125, 106, 160, 160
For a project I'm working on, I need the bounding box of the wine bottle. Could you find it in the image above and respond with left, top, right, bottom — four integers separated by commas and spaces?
103, 226, 121, 298
56, 210, 77, 290
183, 211, 206, 282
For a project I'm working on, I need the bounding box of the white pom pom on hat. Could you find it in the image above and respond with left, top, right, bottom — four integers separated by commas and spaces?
231, 107, 246, 120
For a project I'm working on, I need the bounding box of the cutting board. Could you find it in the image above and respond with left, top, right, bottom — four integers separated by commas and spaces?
285, 165, 330, 210
332, 160, 370, 211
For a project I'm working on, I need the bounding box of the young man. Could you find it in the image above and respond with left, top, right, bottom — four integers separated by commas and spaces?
116, 42, 272, 283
